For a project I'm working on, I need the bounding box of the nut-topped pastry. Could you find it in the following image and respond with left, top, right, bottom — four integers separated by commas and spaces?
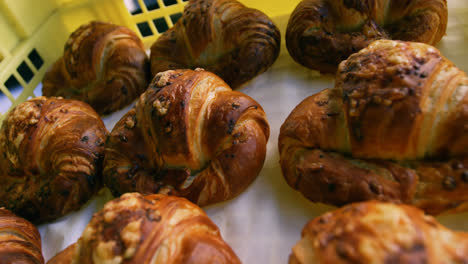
104, 69, 269, 206
279, 40, 468, 215
286, 0, 448, 73
43, 21, 150, 115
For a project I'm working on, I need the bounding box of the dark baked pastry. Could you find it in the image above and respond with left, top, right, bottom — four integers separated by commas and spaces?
47, 193, 241, 264
42, 21, 150, 115
290, 201, 468, 264
104, 69, 269, 206
279, 40, 468, 215
0, 97, 108, 223
286, 0, 448, 73
0, 208, 44, 264
150, 0, 281, 89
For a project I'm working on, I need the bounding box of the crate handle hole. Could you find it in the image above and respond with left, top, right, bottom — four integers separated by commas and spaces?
137, 22, 154, 37
28, 49, 44, 70
17, 62, 34, 84
125, 0, 143, 15
170, 13, 183, 24
153, 18, 169, 33
4, 75, 24, 99
144, 0, 160, 11
163, 0, 177, 6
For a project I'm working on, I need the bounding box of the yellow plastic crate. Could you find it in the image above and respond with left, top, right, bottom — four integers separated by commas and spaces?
0, 0, 301, 121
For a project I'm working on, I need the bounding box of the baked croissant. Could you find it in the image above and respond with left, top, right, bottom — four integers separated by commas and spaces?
150, 0, 281, 89
47, 193, 241, 264
0, 96, 108, 223
104, 69, 269, 206
286, 0, 448, 73
290, 201, 468, 264
43, 21, 150, 115
279, 40, 468, 215
0, 208, 44, 264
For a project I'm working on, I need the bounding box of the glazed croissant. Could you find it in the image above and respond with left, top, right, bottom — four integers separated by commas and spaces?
150, 0, 281, 89
290, 201, 468, 264
279, 40, 468, 215
47, 193, 241, 264
0, 208, 44, 264
0, 97, 108, 223
104, 69, 269, 206
43, 21, 150, 115
286, 0, 448, 73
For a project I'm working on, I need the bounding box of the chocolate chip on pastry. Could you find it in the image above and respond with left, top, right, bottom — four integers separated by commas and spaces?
104, 69, 269, 206
279, 40, 468, 215
0, 97, 108, 223
286, 0, 448, 73
289, 201, 468, 264
0, 208, 44, 264
47, 193, 241, 264
42, 21, 150, 115
150, 0, 281, 89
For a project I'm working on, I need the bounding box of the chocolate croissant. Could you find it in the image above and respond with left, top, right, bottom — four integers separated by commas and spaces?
0, 97, 108, 223
290, 201, 468, 264
286, 0, 448, 73
279, 40, 468, 215
0, 208, 44, 264
43, 21, 150, 115
104, 69, 269, 206
150, 0, 281, 89
47, 193, 241, 264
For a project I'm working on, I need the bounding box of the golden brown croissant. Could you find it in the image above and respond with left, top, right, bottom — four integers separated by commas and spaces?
150, 0, 281, 89
0, 97, 108, 223
0, 208, 44, 264
104, 69, 269, 206
290, 201, 468, 264
47, 193, 241, 264
43, 21, 150, 115
286, 0, 448, 73
279, 40, 468, 215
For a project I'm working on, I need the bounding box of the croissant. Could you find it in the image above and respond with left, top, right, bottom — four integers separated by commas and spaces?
150, 0, 281, 89
286, 0, 448, 73
279, 40, 468, 215
42, 21, 150, 115
0, 208, 44, 264
290, 201, 468, 264
0, 96, 108, 223
47, 193, 241, 264
104, 69, 269, 206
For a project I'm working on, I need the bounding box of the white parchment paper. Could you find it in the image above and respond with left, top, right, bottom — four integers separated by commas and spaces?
38, 2, 468, 263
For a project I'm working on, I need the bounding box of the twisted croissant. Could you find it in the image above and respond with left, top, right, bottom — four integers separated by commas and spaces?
279, 40, 468, 215
290, 201, 468, 264
0, 208, 44, 264
286, 0, 448, 73
47, 193, 241, 264
43, 21, 150, 115
150, 0, 281, 89
104, 69, 269, 206
0, 97, 108, 223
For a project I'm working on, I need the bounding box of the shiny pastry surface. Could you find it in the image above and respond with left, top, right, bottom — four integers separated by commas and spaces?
43, 21, 150, 115
104, 69, 269, 206
290, 201, 468, 264
150, 0, 281, 89
0, 97, 108, 223
286, 0, 448, 73
47, 193, 241, 264
279, 40, 468, 215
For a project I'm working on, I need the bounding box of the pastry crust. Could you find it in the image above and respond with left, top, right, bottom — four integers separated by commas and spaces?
279, 40, 468, 215
286, 0, 448, 73
104, 69, 269, 206
150, 0, 281, 89
48, 193, 241, 264
0, 208, 44, 264
0, 97, 108, 223
290, 201, 468, 264
43, 21, 150, 115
